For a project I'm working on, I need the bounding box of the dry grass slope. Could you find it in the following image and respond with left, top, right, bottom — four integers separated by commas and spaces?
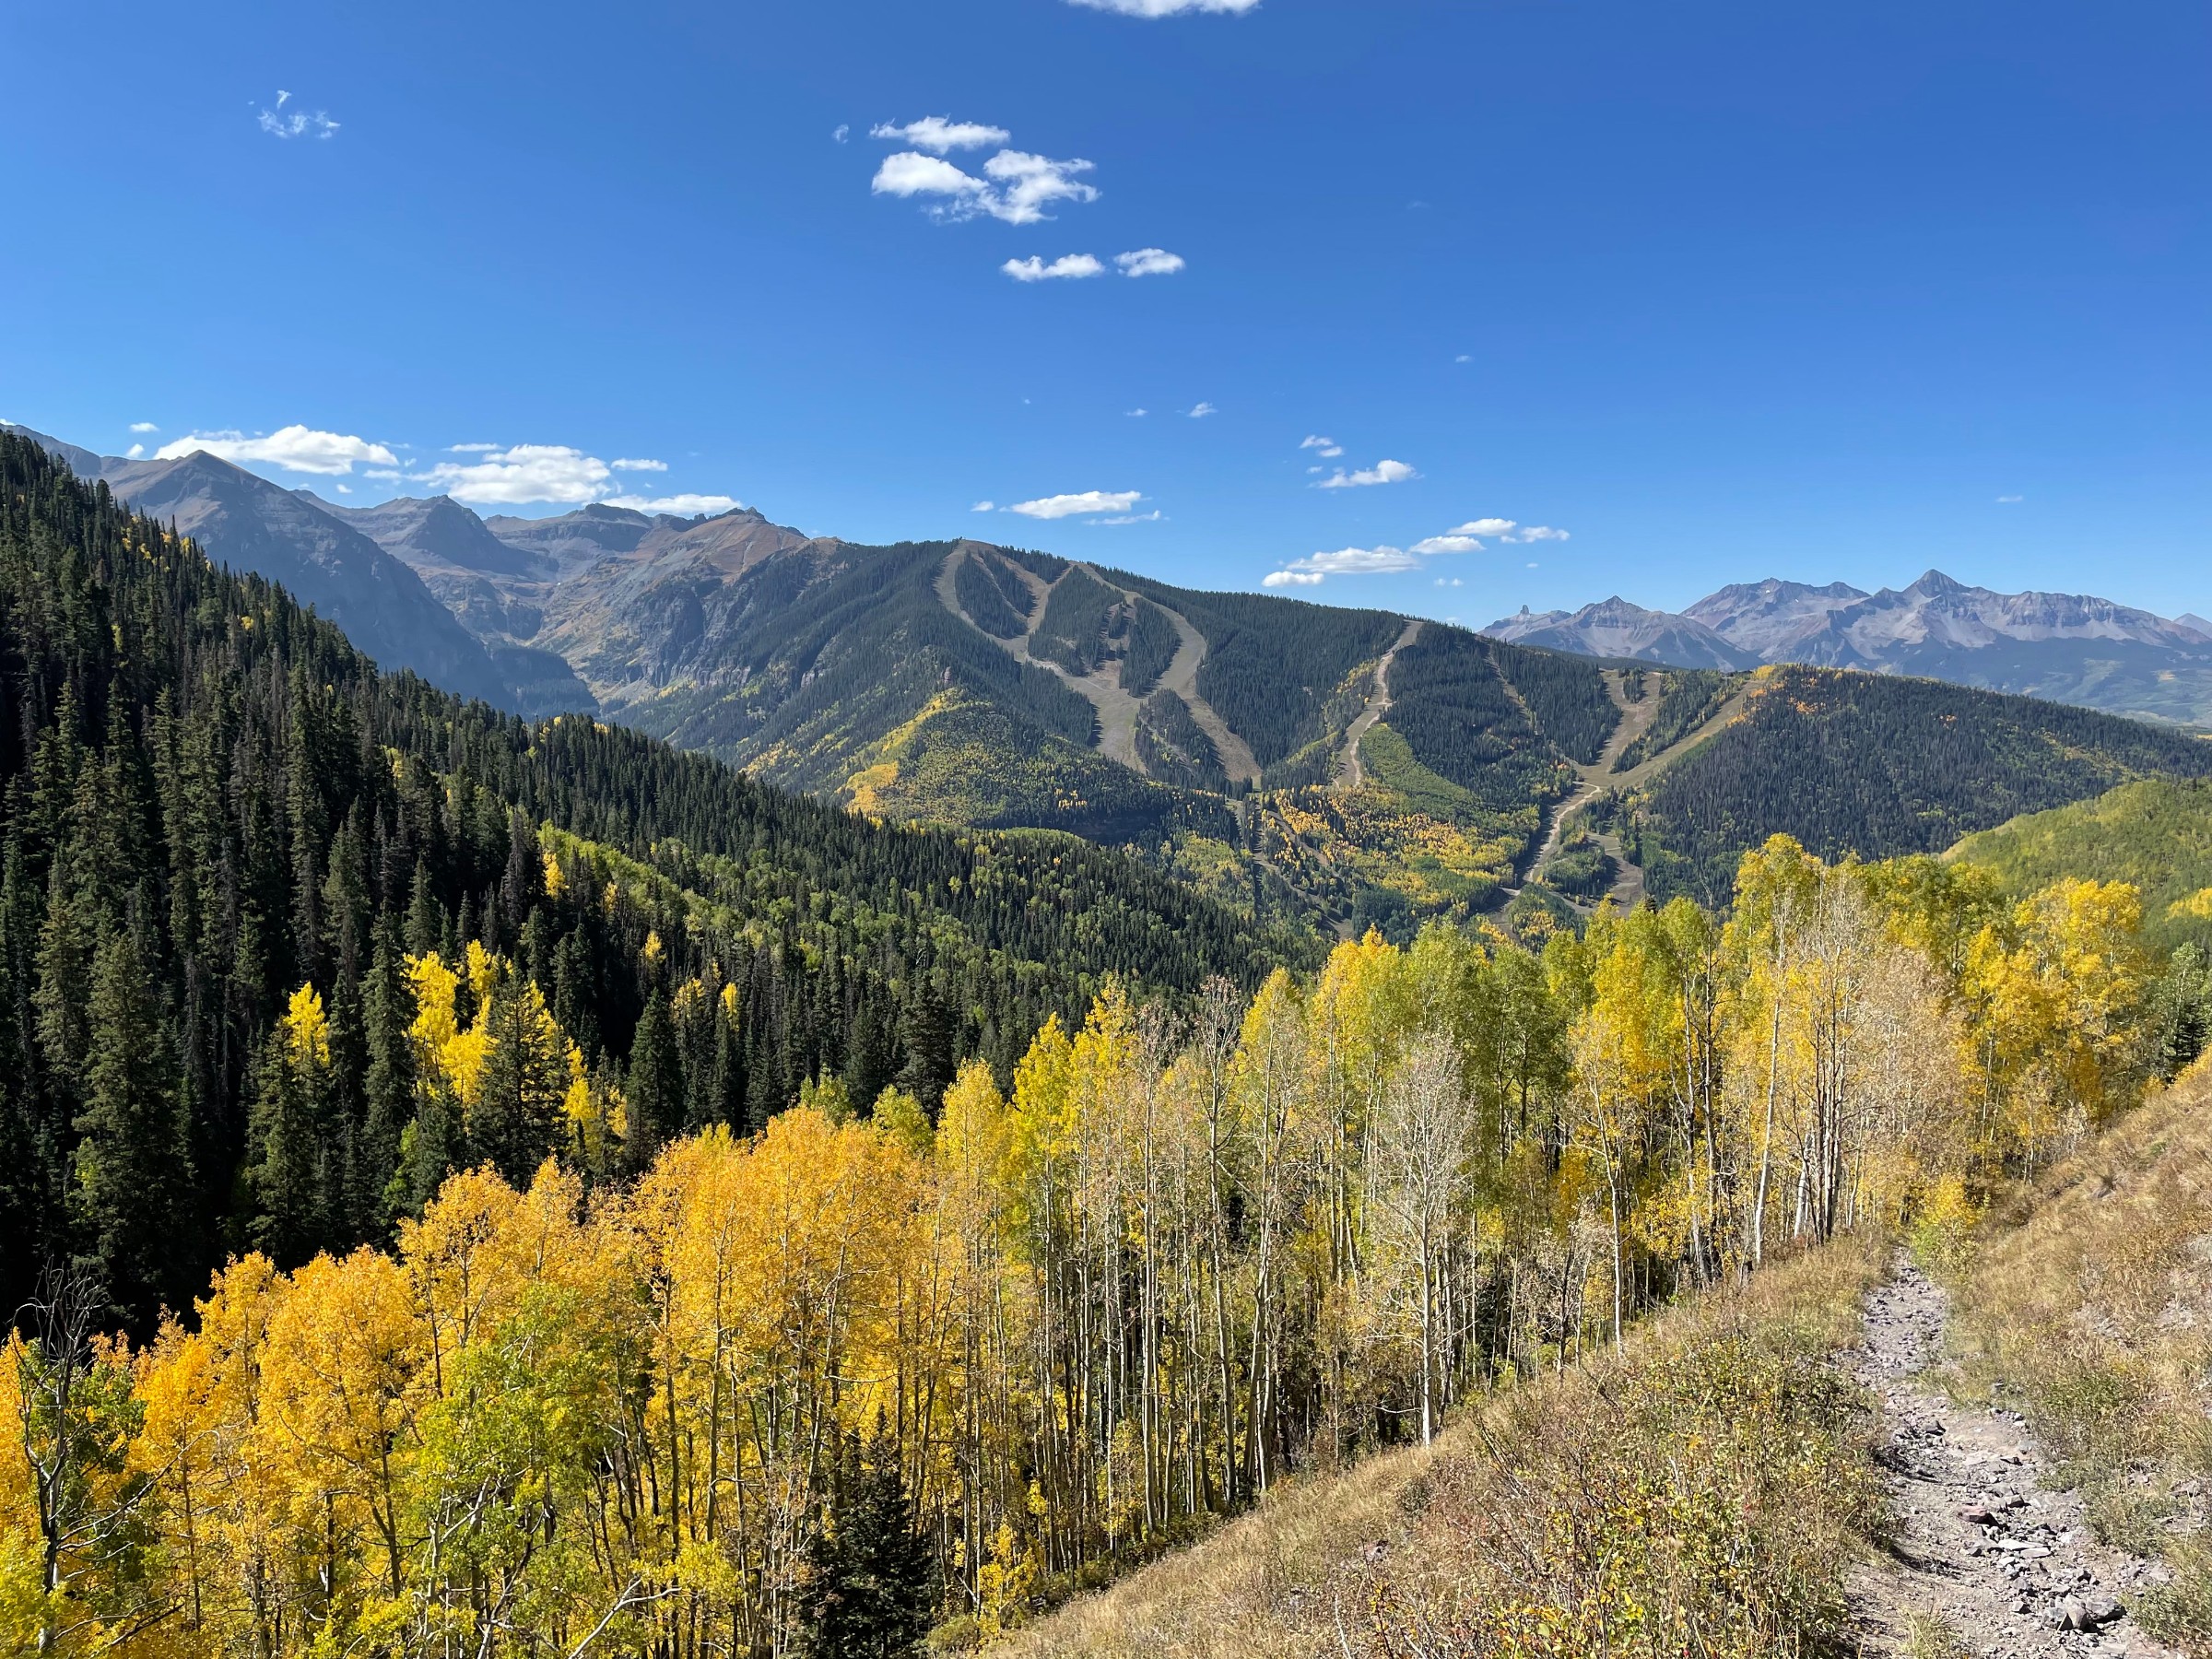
995, 1239, 1886, 1659
1948, 1058, 2212, 1654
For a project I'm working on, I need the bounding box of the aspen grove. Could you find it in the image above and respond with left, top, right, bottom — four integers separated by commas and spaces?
2, 836, 2162, 1657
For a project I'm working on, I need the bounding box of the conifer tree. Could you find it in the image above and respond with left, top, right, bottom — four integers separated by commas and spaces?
627, 990, 682, 1163
71, 929, 193, 1324
798, 1423, 935, 1659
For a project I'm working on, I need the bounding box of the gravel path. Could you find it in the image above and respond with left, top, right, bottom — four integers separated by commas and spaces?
1848, 1262, 2183, 1659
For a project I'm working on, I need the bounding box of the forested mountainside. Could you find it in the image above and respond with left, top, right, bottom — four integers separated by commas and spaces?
3, 425, 588, 716
1948, 776, 2212, 954
29, 428, 2212, 941
0, 431, 1304, 1329
1595, 664, 2212, 906
8, 794, 2192, 1656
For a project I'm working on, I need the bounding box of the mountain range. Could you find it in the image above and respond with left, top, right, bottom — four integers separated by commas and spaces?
1487, 571, 2212, 726
17, 420, 2212, 934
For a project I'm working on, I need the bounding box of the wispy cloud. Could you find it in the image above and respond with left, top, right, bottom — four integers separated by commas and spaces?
605, 492, 742, 516
610, 457, 667, 472
1270, 546, 1424, 582
1262, 570, 1324, 588
1126, 409, 1148, 418
1413, 518, 1570, 554
874, 147, 1099, 225
1068, 0, 1262, 14
129, 421, 159, 434
1005, 253, 1106, 282
1188, 402, 1218, 419
1115, 248, 1186, 277
159, 425, 396, 476
1006, 489, 1144, 520
1315, 459, 1417, 489
1300, 434, 1344, 459
832, 124, 851, 144
125, 444, 145, 459
1093, 511, 1162, 525
870, 116, 1012, 154
257, 90, 339, 141
971, 500, 996, 512
1995, 494, 2024, 504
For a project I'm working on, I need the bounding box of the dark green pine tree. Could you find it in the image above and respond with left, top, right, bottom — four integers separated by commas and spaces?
243, 1022, 329, 1268
472, 972, 570, 1188
797, 1423, 936, 1659
72, 929, 194, 1325
898, 979, 956, 1111
626, 990, 683, 1167
359, 919, 418, 1238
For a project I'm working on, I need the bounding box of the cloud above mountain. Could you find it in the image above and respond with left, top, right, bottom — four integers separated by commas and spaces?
1006, 489, 1145, 520
159, 425, 396, 476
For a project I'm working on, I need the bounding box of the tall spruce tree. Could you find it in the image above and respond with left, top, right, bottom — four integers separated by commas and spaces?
797, 1424, 935, 1659
71, 929, 193, 1324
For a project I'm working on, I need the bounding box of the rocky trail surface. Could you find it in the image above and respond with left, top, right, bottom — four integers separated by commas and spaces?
1335, 618, 1423, 791
1848, 1263, 2182, 1659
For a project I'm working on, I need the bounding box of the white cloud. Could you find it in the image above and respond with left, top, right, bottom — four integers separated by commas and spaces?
1435, 577, 1462, 587
605, 492, 743, 516
1126, 409, 1148, 418
258, 93, 338, 141
408, 443, 613, 504
129, 421, 159, 434
1455, 354, 1472, 364
335, 484, 353, 495
1070, 0, 1262, 13
832, 124, 851, 144
1007, 489, 1144, 520
972, 500, 996, 512
1436, 517, 1569, 544
873, 148, 1099, 225
610, 457, 667, 472
1093, 511, 1161, 524
159, 425, 399, 476
1274, 545, 1422, 579
1315, 458, 1417, 489
1263, 571, 1324, 588
447, 441, 504, 453
870, 116, 1012, 154
1188, 402, 1218, 418
1411, 535, 1481, 556
1115, 248, 1185, 277
1995, 494, 2024, 504
1005, 253, 1106, 282
125, 444, 145, 459
1300, 434, 1344, 458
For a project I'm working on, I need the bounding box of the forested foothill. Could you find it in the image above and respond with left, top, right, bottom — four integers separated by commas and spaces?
0, 432, 1304, 1331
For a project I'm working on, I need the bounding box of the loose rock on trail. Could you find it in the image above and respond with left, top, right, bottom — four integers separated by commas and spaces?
1847, 1262, 2183, 1658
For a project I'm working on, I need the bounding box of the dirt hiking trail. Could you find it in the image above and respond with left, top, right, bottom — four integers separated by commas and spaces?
1848, 1262, 2183, 1659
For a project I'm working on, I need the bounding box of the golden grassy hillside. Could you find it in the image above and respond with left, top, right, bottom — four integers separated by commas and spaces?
995, 1239, 1886, 1659
1949, 1057, 2212, 1653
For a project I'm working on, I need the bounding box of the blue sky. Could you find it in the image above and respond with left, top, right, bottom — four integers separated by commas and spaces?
3, 0, 2207, 625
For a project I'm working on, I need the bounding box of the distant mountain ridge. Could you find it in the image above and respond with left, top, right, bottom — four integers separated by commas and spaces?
1488, 569, 2212, 726
6, 423, 589, 716
15, 419, 2212, 938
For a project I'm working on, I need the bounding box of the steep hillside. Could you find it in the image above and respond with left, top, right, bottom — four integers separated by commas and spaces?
7, 426, 588, 715
1603, 665, 2212, 904
0, 429, 1304, 1326
1947, 777, 2212, 955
